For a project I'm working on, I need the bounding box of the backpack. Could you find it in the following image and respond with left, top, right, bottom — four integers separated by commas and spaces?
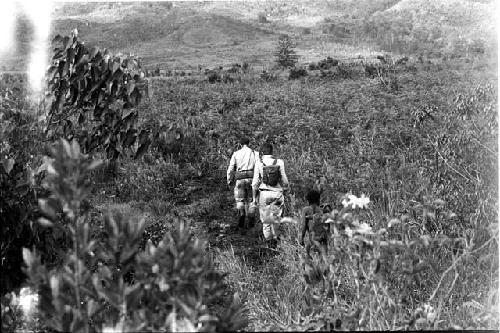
262, 158, 281, 186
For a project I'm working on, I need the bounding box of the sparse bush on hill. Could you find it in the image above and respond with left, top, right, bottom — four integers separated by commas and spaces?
309, 57, 340, 72
308, 62, 319, 70
274, 34, 299, 69
260, 70, 277, 82
288, 67, 307, 80
258, 12, 268, 23
207, 71, 221, 83
318, 56, 339, 69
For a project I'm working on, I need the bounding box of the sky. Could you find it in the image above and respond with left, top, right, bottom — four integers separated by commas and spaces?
0, 0, 53, 96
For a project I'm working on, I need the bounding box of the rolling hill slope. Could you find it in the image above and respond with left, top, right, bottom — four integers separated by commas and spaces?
1, 0, 496, 71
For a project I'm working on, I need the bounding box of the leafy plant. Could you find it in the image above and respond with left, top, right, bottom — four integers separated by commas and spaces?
0, 84, 54, 293
288, 67, 308, 80
45, 31, 150, 160
22, 139, 245, 332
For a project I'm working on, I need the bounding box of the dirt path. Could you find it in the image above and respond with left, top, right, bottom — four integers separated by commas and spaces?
172, 176, 272, 268
92, 172, 273, 326
166, 175, 279, 325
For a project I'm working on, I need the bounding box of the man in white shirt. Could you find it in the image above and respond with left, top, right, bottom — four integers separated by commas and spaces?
252, 142, 290, 246
227, 137, 258, 231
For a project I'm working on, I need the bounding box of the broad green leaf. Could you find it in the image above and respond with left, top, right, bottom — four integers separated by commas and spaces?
2, 158, 15, 174
122, 109, 133, 120
38, 217, 54, 227
89, 46, 99, 60
388, 218, 401, 228
39, 199, 57, 218
112, 61, 120, 73
67, 47, 75, 65
134, 142, 150, 159
87, 160, 103, 171
22, 248, 34, 267
127, 82, 135, 96
60, 139, 72, 159
87, 299, 99, 317
62, 36, 71, 50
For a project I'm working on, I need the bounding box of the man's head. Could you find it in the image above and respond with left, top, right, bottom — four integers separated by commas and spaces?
306, 190, 321, 205
261, 142, 273, 155
240, 137, 250, 146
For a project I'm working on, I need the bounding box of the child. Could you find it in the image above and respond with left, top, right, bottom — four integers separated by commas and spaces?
300, 190, 331, 256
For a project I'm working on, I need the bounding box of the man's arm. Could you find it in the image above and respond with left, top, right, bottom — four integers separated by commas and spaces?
300, 207, 310, 245
279, 159, 290, 191
251, 162, 261, 203
227, 153, 236, 186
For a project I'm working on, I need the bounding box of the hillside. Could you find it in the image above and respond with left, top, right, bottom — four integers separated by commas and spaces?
0, 0, 495, 71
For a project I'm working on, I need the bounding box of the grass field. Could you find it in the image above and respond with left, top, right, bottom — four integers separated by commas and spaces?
90, 56, 497, 330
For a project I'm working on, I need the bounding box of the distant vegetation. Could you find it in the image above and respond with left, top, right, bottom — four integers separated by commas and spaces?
2, 0, 495, 71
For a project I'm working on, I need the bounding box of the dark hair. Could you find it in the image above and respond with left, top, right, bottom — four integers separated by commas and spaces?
240, 137, 250, 146
306, 190, 321, 205
261, 142, 273, 155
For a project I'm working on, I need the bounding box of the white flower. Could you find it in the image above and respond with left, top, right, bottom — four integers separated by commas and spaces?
280, 217, 298, 224
355, 222, 372, 234
341, 193, 370, 209
18, 287, 39, 319
102, 323, 123, 333
423, 304, 437, 322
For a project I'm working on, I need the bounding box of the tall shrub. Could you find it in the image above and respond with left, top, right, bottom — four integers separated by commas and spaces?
45, 31, 150, 160
22, 139, 245, 332
274, 34, 299, 69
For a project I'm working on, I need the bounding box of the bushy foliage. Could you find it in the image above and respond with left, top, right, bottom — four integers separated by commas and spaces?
288, 67, 307, 80
45, 31, 150, 160
309, 58, 340, 71
206, 71, 221, 84
0, 77, 57, 293
20, 139, 244, 332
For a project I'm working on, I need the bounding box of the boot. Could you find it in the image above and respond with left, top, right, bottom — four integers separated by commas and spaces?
237, 215, 245, 229
247, 215, 255, 229
266, 238, 278, 250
